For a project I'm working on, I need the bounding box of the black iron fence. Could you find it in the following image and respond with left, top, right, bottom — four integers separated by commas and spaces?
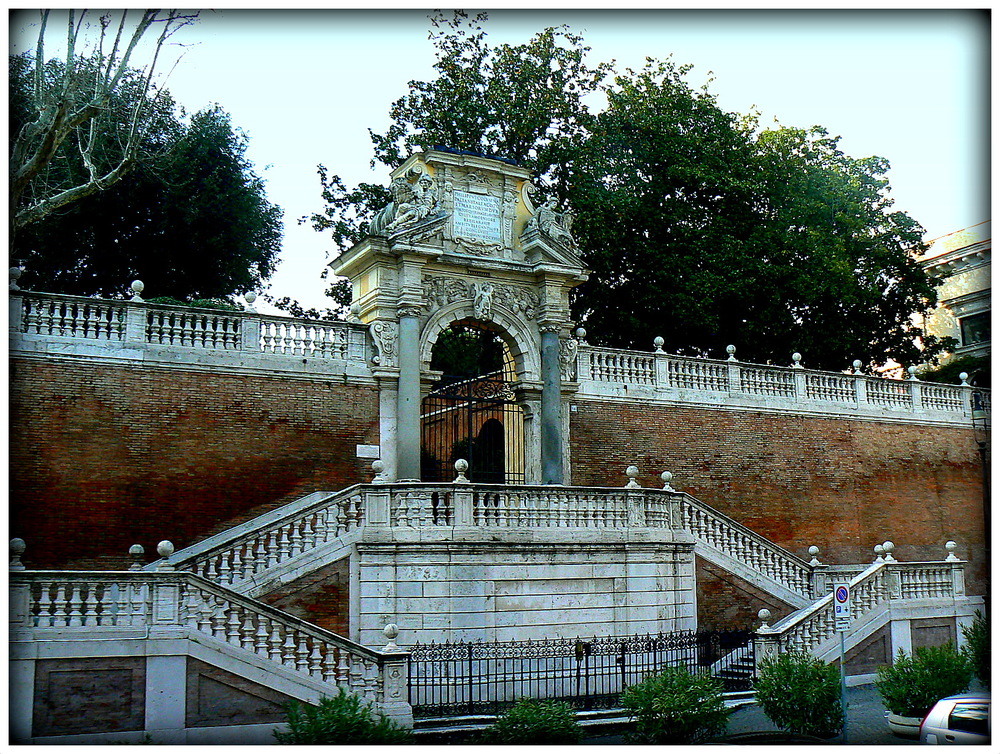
408, 629, 754, 718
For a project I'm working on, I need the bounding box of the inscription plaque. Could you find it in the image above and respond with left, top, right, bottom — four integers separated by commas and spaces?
453, 191, 502, 243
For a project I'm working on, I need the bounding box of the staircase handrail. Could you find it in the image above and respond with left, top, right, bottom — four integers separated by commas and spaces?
11, 568, 406, 705
676, 493, 813, 598
149, 486, 367, 587
758, 559, 964, 655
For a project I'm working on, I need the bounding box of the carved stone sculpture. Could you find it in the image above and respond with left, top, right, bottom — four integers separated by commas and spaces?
473, 282, 494, 320
525, 197, 578, 250
559, 336, 579, 381
369, 320, 399, 367
370, 172, 442, 237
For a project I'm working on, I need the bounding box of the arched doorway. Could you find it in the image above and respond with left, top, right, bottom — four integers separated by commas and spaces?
420, 321, 526, 484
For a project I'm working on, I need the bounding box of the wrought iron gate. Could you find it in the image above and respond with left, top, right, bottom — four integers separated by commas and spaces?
420, 364, 525, 484
407, 630, 755, 718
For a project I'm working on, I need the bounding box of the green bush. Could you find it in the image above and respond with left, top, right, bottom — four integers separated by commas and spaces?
875, 644, 973, 718
481, 699, 582, 744
273, 688, 412, 744
147, 296, 242, 311
620, 665, 729, 744
963, 612, 990, 687
755, 651, 843, 737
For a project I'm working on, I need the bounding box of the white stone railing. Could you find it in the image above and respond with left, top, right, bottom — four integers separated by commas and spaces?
9, 289, 371, 375
677, 495, 813, 599
156, 480, 815, 603
154, 488, 366, 592
8, 568, 407, 713
575, 343, 986, 426
757, 558, 967, 656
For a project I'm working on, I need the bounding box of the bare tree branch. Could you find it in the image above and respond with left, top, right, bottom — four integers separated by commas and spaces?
10, 9, 199, 234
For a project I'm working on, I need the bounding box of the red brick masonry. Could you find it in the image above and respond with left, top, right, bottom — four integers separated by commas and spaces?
10, 357, 379, 569
571, 399, 987, 599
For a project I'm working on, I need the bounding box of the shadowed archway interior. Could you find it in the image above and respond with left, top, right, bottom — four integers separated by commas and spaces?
421, 320, 525, 484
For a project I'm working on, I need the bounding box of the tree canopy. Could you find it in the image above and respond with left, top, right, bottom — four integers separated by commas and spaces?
10, 10, 197, 234
11, 54, 282, 300
305, 12, 952, 371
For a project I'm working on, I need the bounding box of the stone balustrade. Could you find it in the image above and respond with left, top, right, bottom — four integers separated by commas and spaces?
11, 287, 988, 424
577, 344, 985, 426
756, 557, 968, 657
9, 289, 370, 379
156, 489, 367, 592
158, 479, 816, 606
9, 568, 407, 714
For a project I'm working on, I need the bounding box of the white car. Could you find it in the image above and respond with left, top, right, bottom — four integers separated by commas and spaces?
919, 693, 990, 745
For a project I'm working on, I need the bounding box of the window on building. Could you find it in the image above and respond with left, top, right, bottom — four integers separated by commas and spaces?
960, 312, 990, 346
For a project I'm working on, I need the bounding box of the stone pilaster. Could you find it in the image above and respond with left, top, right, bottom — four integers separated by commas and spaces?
540, 324, 563, 484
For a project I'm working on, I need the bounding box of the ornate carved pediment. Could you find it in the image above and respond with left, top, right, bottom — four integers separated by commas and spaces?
422, 275, 541, 321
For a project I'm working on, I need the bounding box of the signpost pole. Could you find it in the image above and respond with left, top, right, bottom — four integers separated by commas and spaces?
833, 582, 851, 744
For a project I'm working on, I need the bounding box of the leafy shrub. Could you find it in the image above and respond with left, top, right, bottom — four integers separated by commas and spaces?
875, 644, 973, 718
755, 651, 843, 737
962, 612, 990, 687
620, 665, 729, 743
273, 688, 411, 744
481, 699, 582, 744
148, 296, 242, 311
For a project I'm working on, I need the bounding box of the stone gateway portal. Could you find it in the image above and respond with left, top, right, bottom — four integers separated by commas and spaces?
331, 147, 588, 484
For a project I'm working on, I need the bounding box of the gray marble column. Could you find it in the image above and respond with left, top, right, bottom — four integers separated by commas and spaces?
540, 328, 564, 484
396, 312, 422, 481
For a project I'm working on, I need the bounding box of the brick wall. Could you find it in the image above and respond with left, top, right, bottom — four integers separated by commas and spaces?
571, 399, 987, 600
10, 357, 379, 569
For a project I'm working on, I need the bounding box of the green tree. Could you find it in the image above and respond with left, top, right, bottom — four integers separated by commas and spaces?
298, 10, 610, 311
11, 100, 282, 300
10, 10, 197, 236
306, 13, 949, 369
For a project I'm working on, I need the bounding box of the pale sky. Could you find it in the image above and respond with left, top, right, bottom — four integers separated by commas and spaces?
9, 8, 990, 314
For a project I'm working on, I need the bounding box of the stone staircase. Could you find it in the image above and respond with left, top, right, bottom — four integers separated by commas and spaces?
10, 480, 980, 742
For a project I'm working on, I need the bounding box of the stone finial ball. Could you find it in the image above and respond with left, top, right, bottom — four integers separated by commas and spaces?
10, 538, 26, 556
882, 541, 894, 553
129, 544, 145, 556
10, 267, 22, 281
908, 366, 917, 375
372, 459, 384, 473
726, 344, 736, 355
455, 459, 469, 473
874, 544, 884, 556
959, 372, 969, 383
157, 540, 175, 558
808, 545, 819, 557
793, 353, 802, 362
757, 608, 771, 621
131, 280, 145, 294
945, 540, 957, 552
660, 471, 673, 484
853, 359, 863, 370
245, 292, 257, 304
653, 336, 664, 348
384, 623, 399, 641
575, 327, 587, 340
626, 465, 639, 478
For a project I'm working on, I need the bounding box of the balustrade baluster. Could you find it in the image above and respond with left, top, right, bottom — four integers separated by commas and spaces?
252, 536, 266, 576
336, 650, 351, 687
226, 609, 242, 646
218, 551, 233, 584
68, 583, 84, 627
276, 527, 292, 563
36, 581, 53, 627
309, 641, 324, 678
184, 588, 202, 630
240, 614, 256, 652
231, 546, 244, 583
323, 648, 337, 684
314, 508, 329, 544
254, 617, 271, 657
281, 632, 298, 668
296, 638, 310, 673
196, 594, 214, 635
269, 626, 284, 663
